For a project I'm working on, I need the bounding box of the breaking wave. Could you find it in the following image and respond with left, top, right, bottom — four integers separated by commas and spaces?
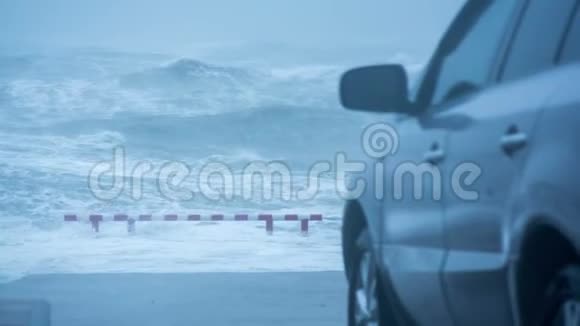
0, 49, 418, 280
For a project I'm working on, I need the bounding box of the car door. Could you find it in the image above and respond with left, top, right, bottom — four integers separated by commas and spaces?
439, 0, 579, 325
380, 2, 520, 324
381, 116, 450, 325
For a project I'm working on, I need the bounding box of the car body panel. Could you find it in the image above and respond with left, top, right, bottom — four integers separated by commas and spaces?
378, 117, 453, 325
343, 0, 580, 323
509, 63, 580, 256
439, 61, 571, 326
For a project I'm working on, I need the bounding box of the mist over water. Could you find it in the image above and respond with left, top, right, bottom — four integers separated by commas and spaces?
0, 0, 462, 282
0, 48, 390, 281
0, 48, 378, 217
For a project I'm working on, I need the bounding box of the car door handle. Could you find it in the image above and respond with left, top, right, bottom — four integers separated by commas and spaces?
424, 143, 445, 165
501, 126, 527, 154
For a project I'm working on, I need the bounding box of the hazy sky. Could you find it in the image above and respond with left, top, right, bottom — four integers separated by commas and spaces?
0, 0, 463, 63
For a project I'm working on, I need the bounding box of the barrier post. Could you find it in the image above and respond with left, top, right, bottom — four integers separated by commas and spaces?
127, 218, 136, 234
259, 214, 274, 235
89, 215, 103, 233
301, 218, 309, 235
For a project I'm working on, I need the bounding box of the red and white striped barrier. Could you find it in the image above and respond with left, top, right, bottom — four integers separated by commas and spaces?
63, 214, 323, 235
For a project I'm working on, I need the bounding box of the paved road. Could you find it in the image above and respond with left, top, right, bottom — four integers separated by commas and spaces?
0, 272, 347, 326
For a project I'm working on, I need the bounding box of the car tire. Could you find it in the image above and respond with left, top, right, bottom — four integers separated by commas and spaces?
537, 265, 580, 326
348, 228, 390, 326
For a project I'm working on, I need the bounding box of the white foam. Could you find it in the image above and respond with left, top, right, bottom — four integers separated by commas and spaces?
0, 49, 422, 281
0, 216, 342, 283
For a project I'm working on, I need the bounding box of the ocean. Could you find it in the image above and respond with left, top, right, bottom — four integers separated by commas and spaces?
0, 48, 389, 282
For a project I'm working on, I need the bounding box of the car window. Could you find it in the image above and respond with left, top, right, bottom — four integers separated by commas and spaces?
431, 1, 516, 105
561, 4, 580, 63
502, 0, 578, 81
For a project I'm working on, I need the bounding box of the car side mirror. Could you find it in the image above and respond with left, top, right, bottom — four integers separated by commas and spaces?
339, 64, 413, 113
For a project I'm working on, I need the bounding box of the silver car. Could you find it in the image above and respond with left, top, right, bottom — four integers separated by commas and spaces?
340, 0, 580, 325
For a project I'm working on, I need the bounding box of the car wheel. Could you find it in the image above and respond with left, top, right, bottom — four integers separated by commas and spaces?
538, 265, 580, 326
348, 229, 383, 326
